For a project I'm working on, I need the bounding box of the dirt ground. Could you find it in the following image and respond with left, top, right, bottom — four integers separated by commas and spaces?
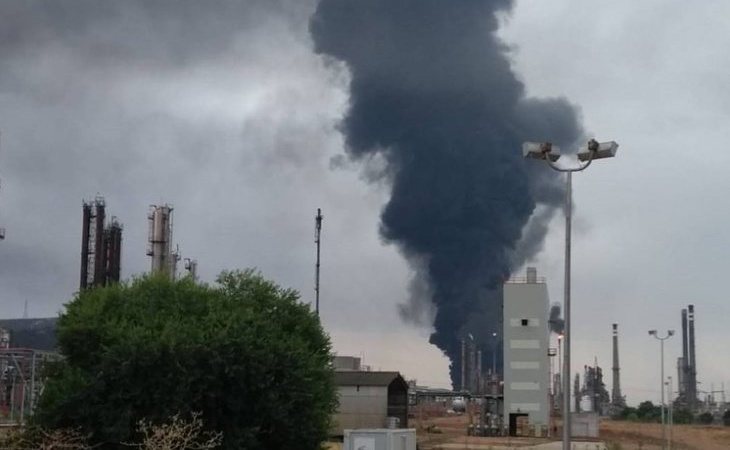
600, 420, 730, 450
414, 414, 556, 449
413, 413, 730, 450
328, 413, 729, 449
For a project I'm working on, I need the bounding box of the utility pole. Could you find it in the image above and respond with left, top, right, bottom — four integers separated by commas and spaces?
314, 208, 323, 316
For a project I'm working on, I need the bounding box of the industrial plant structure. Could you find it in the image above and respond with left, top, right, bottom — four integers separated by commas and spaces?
502, 267, 550, 436
577, 363, 610, 415
459, 336, 480, 393
80, 197, 123, 289
0, 326, 58, 425
677, 304, 699, 411
147, 204, 180, 280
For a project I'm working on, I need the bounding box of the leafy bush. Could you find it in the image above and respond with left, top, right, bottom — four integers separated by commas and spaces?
35, 271, 337, 450
697, 412, 714, 424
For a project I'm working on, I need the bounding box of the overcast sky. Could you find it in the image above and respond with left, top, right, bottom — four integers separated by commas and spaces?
1, 0, 728, 406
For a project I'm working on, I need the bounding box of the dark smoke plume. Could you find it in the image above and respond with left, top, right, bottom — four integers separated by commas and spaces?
548, 303, 565, 335
311, 0, 583, 387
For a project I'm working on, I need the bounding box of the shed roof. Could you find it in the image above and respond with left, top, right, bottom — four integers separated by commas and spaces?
334, 371, 406, 388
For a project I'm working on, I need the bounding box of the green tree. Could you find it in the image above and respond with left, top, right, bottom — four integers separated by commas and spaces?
35, 271, 337, 450
723, 409, 730, 426
636, 401, 661, 422
672, 407, 694, 424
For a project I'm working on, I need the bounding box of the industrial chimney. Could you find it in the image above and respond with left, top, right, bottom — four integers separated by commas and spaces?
688, 304, 697, 410
476, 349, 483, 394
681, 308, 689, 398
611, 323, 624, 409
147, 204, 179, 280
80, 197, 123, 289
105, 218, 123, 284
460, 338, 466, 391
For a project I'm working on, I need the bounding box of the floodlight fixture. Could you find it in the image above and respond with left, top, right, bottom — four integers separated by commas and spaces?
523, 142, 561, 162
578, 139, 618, 162
649, 330, 657, 336
668, 330, 675, 337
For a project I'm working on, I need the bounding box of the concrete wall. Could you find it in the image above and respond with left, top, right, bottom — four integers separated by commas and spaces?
333, 385, 389, 434
572, 412, 599, 438
503, 278, 550, 430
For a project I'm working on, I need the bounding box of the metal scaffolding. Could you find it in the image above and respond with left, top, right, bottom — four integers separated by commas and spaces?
0, 347, 58, 425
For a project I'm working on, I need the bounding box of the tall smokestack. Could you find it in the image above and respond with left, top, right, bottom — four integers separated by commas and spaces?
147, 205, 175, 279
93, 199, 106, 286
611, 324, 622, 406
81, 197, 122, 288
688, 304, 697, 409
477, 349, 482, 393
677, 357, 685, 396
80, 202, 92, 290
681, 308, 689, 398
460, 339, 466, 391
470, 340, 477, 392
310, 0, 584, 387
106, 219, 123, 283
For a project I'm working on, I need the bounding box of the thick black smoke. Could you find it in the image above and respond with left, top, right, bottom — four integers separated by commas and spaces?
548, 303, 565, 335
311, 0, 583, 387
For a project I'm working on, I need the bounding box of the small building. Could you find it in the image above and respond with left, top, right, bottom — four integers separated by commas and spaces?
332, 371, 409, 437
503, 267, 550, 436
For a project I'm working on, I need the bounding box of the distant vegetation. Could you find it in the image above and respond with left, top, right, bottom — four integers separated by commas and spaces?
0, 317, 58, 350
34, 271, 337, 450
615, 400, 728, 426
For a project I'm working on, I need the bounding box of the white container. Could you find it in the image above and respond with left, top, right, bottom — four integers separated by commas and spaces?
384, 416, 400, 429
343, 429, 416, 450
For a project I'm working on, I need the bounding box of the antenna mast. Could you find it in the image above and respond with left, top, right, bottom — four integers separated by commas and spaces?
0, 131, 5, 241
314, 208, 323, 316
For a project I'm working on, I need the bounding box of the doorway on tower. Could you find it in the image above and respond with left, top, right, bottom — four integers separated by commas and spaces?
508, 413, 529, 436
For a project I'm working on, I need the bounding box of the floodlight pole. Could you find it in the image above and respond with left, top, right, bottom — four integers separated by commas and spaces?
650, 330, 674, 450
667, 375, 673, 450
524, 139, 619, 449
547, 159, 592, 450
531, 142, 597, 450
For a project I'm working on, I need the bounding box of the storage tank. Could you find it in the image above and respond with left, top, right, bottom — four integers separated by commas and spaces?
580, 395, 593, 412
